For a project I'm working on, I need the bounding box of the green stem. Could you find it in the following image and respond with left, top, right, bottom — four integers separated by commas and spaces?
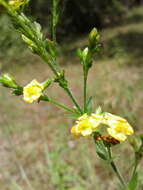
40, 51, 60, 76
64, 88, 83, 114
4, 3, 83, 114
110, 161, 127, 188
83, 70, 87, 112
131, 157, 139, 180
51, 0, 57, 42
108, 147, 127, 188
41, 96, 75, 113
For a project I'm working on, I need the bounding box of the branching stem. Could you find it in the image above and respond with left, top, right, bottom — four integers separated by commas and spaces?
41, 96, 75, 113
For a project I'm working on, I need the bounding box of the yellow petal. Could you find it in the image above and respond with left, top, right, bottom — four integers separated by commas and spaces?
107, 119, 134, 135
81, 128, 92, 136
23, 79, 44, 103
105, 112, 127, 122
107, 128, 127, 142
91, 113, 107, 125
88, 117, 101, 129
71, 125, 81, 137
78, 113, 88, 121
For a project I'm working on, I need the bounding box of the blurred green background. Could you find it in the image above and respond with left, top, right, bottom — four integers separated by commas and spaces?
0, 1, 143, 190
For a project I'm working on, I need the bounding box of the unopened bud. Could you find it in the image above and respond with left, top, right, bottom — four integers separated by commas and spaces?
82, 47, 89, 58
42, 79, 52, 89
0, 73, 18, 89
81, 47, 89, 62
22, 35, 34, 47
95, 106, 103, 114
89, 28, 100, 47
22, 35, 39, 54
9, 0, 28, 10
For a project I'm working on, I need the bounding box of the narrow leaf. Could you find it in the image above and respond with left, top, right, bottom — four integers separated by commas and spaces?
127, 172, 138, 190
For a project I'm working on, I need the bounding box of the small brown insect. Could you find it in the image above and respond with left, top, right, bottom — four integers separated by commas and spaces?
95, 135, 119, 145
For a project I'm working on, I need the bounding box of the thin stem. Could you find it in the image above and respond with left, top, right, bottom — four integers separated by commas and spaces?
64, 88, 83, 114
41, 96, 75, 113
41, 53, 82, 113
51, 0, 57, 42
131, 156, 139, 180
83, 70, 87, 112
40, 51, 60, 76
108, 147, 127, 188
110, 161, 126, 188
131, 163, 138, 179
4, 3, 83, 114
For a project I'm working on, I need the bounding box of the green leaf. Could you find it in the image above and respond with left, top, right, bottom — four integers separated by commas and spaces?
66, 112, 81, 119
76, 48, 82, 61
86, 96, 93, 114
127, 172, 138, 190
94, 139, 109, 161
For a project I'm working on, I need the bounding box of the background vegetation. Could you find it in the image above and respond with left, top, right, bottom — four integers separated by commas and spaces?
0, 1, 143, 189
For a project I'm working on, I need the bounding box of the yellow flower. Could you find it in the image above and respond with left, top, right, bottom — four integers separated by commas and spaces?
104, 113, 134, 142
9, 0, 27, 9
71, 124, 93, 137
23, 80, 44, 103
71, 113, 101, 137
71, 112, 134, 141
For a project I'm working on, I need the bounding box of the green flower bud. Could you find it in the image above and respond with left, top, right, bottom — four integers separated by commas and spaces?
42, 79, 53, 89
89, 28, 100, 47
9, 0, 28, 10
95, 106, 103, 114
22, 35, 39, 54
0, 73, 18, 89
80, 47, 89, 63
22, 35, 35, 47
82, 47, 89, 58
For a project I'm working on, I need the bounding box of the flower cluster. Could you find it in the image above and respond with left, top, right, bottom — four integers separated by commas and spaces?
71, 113, 134, 142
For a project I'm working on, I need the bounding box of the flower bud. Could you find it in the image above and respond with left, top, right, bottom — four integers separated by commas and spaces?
0, 73, 18, 89
42, 79, 53, 89
22, 35, 35, 47
82, 47, 89, 58
89, 28, 100, 47
9, 0, 28, 10
22, 35, 38, 54
81, 47, 89, 63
